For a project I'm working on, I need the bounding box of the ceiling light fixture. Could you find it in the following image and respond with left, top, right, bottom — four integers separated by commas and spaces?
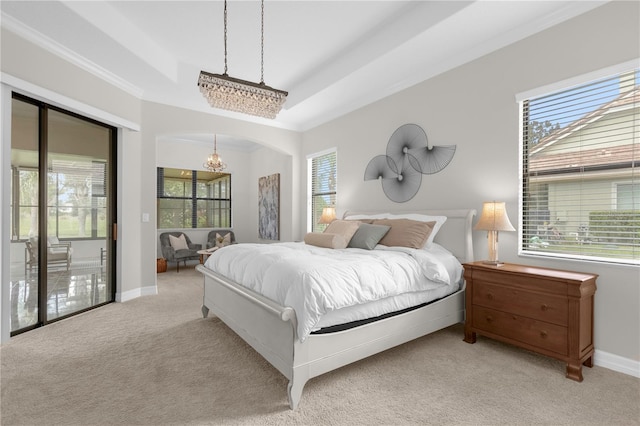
198, 0, 288, 120
203, 134, 227, 172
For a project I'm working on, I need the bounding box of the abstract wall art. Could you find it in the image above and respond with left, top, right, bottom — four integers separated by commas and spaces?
258, 173, 280, 240
364, 123, 456, 203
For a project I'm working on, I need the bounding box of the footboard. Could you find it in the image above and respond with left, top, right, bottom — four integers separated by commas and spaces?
196, 264, 297, 380
289, 283, 465, 409
198, 262, 465, 410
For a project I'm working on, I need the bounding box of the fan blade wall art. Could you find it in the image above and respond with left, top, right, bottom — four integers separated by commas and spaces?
364, 123, 456, 203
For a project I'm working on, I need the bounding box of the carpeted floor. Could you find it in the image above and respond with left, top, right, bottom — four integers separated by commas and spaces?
1, 266, 638, 425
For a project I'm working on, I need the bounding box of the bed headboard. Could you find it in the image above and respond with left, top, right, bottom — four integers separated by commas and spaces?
342, 209, 476, 263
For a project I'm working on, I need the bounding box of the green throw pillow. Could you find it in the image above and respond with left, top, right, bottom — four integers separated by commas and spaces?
348, 223, 391, 250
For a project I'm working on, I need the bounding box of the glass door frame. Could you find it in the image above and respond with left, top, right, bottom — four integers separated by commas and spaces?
10, 93, 117, 336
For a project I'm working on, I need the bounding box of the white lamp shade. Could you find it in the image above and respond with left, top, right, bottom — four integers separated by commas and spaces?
474, 201, 516, 232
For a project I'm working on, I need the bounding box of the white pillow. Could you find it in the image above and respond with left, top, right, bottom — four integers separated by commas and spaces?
169, 234, 189, 250
344, 213, 446, 248
215, 232, 231, 248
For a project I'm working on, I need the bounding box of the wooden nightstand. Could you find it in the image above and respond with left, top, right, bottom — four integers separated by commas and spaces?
462, 261, 597, 381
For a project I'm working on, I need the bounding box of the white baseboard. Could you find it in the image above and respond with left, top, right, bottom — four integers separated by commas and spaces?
594, 349, 640, 378
116, 285, 157, 303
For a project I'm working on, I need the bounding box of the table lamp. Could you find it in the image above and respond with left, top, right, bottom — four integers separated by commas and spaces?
474, 201, 515, 265
318, 207, 336, 225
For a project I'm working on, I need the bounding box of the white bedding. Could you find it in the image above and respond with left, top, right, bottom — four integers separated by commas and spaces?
204, 242, 463, 341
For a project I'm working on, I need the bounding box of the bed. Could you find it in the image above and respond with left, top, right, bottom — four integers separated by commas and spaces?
196, 209, 476, 409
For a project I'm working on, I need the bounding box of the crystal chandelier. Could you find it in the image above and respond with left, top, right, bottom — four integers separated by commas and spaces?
203, 135, 227, 172
198, 0, 288, 120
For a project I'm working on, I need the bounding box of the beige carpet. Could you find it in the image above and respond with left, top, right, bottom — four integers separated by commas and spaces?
1, 266, 638, 426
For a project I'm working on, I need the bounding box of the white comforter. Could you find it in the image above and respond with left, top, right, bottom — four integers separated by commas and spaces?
204, 242, 462, 341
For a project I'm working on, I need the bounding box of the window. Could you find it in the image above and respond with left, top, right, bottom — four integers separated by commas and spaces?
157, 168, 231, 229
48, 160, 108, 239
616, 183, 640, 210
11, 168, 38, 241
308, 150, 337, 232
520, 68, 639, 264
10, 96, 112, 242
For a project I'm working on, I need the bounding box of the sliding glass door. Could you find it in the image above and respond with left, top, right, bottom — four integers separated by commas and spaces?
9, 94, 116, 334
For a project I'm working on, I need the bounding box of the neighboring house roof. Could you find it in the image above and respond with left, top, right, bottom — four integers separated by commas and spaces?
529, 144, 637, 175
529, 87, 639, 175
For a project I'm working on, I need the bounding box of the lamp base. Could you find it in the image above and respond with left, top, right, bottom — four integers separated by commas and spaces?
484, 230, 503, 266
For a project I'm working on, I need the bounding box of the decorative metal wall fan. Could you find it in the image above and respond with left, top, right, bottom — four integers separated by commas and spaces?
364, 124, 456, 203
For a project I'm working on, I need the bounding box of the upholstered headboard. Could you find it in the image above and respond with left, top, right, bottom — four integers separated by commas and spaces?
342, 209, 476, 263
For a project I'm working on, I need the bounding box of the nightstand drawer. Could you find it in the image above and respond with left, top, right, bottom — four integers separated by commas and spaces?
473, 306, 568, 355
473, 281, 568, 326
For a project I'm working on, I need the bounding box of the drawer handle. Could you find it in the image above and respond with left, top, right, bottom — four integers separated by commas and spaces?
541, 304, 549, 311
486, 293, 494, 300
540, 331, 548, 339
486, 316, 493, 323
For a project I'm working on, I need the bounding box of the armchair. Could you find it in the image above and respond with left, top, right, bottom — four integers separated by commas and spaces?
206, 229, 237, 249
25, 236, 72, 272
159, 232, 202, 272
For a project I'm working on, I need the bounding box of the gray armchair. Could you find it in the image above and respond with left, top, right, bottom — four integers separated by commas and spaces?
159, 232, 201, 272
206, 229, 237, 249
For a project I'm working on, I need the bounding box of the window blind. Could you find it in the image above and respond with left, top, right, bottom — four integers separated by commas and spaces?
310, 150, 337, 232
521, 69, 639, 264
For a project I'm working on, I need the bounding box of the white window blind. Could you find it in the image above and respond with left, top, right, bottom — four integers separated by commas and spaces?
310, 150, 337, 232
521, 69, 639, 265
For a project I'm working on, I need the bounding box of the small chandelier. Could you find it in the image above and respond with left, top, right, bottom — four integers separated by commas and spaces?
198, 0, 288, 120
203, 135, 227, 172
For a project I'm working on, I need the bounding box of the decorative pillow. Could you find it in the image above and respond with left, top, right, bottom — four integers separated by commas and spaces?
215, 232, 231, 248
304, 232, 348, 249
372, 219, 436, 249
47, 236, 59, 247
385, 214, 447, 247
348, 223, 391, 250
323, 219, 361, 244
169, 234, 189, 251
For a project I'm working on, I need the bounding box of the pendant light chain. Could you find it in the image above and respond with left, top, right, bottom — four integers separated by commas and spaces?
260, 0, 265, 84
197, 0, 287, 119
223, 0, 228, 75
222, 0, 265, 83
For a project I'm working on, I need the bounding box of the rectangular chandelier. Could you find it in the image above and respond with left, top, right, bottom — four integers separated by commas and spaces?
198, 71, 288, 120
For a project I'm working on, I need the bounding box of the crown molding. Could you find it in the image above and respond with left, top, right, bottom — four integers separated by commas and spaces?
1, 12, 144, 99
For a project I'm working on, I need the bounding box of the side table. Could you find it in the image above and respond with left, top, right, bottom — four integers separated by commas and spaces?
198, 247, 219, 264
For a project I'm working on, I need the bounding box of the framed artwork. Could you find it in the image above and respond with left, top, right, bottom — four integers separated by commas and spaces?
258, 173, 280, 240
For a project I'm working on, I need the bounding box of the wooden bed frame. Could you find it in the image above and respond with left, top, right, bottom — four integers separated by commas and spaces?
196, 209, 476, 409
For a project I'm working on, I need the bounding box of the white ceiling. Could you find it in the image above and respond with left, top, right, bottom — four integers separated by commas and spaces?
1, 0, 607, 148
